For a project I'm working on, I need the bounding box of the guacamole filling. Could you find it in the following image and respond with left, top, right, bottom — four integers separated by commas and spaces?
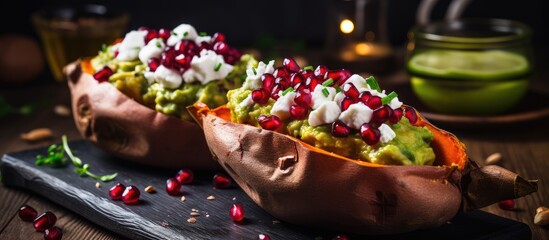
89, 24, 257, 121
227, 61, 435, 166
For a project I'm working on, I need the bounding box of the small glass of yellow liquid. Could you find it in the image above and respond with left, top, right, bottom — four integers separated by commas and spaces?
32, 4, 128, 81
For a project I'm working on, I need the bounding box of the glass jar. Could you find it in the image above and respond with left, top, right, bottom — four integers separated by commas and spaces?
406, 19, 533, 115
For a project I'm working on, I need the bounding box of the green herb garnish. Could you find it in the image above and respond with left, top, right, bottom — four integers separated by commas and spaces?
171, 31, 178, 36
282, 87, 295, 96
336, 87, 342, 93
214, 62, 222, 72
382, 91, 398, 105
156, 40, 162, 48
199, 31, 207, 36
322, 88, 330, 97
322, 78, 334, 87
183, 31, 188, 37
101, 43, 107, 53
365, 76, 381, 92
303, 66, 314, 71
251, 67, 257, 75
35, 144, 67, 167
61, 135, 117, 182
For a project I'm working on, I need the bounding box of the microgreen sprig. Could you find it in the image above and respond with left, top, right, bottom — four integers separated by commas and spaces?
61, 135, 118, 182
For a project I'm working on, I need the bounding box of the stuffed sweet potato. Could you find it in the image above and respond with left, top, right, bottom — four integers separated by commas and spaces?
65, 23, 257, 169
189, 58, 538, 234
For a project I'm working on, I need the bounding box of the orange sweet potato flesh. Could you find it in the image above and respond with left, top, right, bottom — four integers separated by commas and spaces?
64, 60, 219, 169
191, 103, 537, 234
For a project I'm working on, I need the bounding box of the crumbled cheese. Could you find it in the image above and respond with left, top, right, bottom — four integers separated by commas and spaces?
270, 91, 296, 120
167, 24, 198, 46
242, 60, 275, 90
116, 30, 147, 61
311, 85, 337, 109
338, 102, 373, 129
154, 65, 182, 89
144, 71, 155, 85
308, 101, 341, 127
182, 49, 233, 85
342, 74, 369, 91
139, 38, 165, 64
389, 97, 403, 109
379, 124, 396, 143
195, 36, 212, 44
239, 94, 254, 107
333, 92, 345, 107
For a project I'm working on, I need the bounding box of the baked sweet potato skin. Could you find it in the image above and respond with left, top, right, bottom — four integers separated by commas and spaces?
65, 60, 219, 170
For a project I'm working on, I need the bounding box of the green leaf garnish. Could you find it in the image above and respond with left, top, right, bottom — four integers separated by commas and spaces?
183, 31, 188, 37
365, 76, 380, 92
171, 31, 178, 36
282, 87, 295, 96
322, 88, 330, 97
322, 78, 334, 87
382, 91, 398, 105
60, 135, 117, 182
156, 40, 162, 48
35, 144, 67, 167
214, 62, 222, 72
101, 44, 107, 53
303, 66, 314, 71
336, 87, 342, 93
251, 67, 257, 75
199, 31, 207, 36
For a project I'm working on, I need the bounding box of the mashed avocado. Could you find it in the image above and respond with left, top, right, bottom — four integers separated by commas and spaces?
91, 46, 257, 120
227, 87, 435, 166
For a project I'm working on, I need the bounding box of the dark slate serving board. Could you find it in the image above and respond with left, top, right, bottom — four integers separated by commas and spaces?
1, 140, 531, 240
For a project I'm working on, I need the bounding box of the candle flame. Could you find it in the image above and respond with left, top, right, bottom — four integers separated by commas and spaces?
340, 19, 354, 34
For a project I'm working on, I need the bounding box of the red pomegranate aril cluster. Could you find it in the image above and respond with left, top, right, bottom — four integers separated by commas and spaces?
360, 123, 381, 145
390, 108, 404, 124
294, 88, 312, 107
18, 205, 62, 239
109, 183, 140, 204
229, 203, 245, 222
289, 105, 308, 120
252, 88, 270, 105
166, 178, 181, 196
19, 204, 37, 222
109, 183, 125, 200
93, 66, 113, 83
34, 211, 57, 231
147, 57, 160, 71
404, 106, 418, 124
258, 115, 282, 131
213, 173, 232, 189
371, 105, 393, 126
45, 226, 63, 240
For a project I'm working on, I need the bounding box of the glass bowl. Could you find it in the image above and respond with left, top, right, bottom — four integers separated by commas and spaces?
406, 19, 533, 116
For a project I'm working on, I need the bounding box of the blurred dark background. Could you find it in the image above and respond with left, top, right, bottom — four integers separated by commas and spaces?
0, 0, 547, 84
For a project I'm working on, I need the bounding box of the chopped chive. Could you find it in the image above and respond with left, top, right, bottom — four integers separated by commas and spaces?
156, 40, 162, 48
303, 66, 314, 71
101, 43, 107, 53
251, 67, 257, 75
171, 31, 178, 36
322, 78, 334, 87
336, 87, 342, 93
365, 76, 381, 92
322, 88, 329, 97
183, 31, 189, 37
214, 62, 222, 72
382, 91, 398, 104
282, 87, 294, 96
199, 31, 207, 36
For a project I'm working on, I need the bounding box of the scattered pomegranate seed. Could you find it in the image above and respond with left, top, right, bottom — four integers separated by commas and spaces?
389, 108, 403, 124
290, 105, 308, 120
314, 65, 328, 78
148, 57, 161, 72
343, 83, 359, 101
340, 97, 354, 111
213, 42, 229, 55
93, 66, 113, 83
109, 183, 126, 200
229, 203, 245, 222
261, 74, 276, 92
332, 234, 349, 240
258, 233, 271, 240
365, 96, 382, 109
158, 28, 171, 41
176, 169, 194, 184
332, 121, 350, 137
257, 115, 282, 131
273, 67, 289, 78
283, 57, 300, 72
294, 88, 312, 107
212, 32, 226, 43
404, 106, 418, 125
290, 72, 305, 86
33, 211, 57, 231
498, 199, 515, 210
18, 204, 37, 222
213, 173, 232, 189
144, 29, 158, 44
371, 105, 393, 126
166, 178, 182, 196
122, 185, 140, 204
252, 88, 271, 105
326, 69, 352, 85
44, 227, 63, 240
360, 123, 381, 145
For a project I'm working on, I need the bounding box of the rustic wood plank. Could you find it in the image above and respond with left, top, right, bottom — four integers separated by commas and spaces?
0, 186, 30, 232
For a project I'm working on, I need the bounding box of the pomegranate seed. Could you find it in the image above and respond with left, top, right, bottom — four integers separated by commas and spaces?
158, 28, 170, 41
290, 105, 308, 120
18, 204, 37, 222
258, 234, 271, 240
365, 96, 382, 109
122, 185, 140, 204
332, 234, 349, 240
33, 211, 57, 231
404, 106, 418, 125
257, 115, 282, 131
290, 73, 305, 86
161, 48, 179, 69
147, 57, 161, 72
109, 183, 126, 200
294, 82, 307, 92
212, 32, 226, 43
359, 91, 372, 104
498, 199, 515, 210
270, 85, 281, 100
326, 69, 352, 85
229, 203, 245, 222
340, 97, 354, 111
261, 74, 276, 92
144, 29, 158, 44
213, 42, 229, 55
275, 77, 290, 90
332, 121, 350, 137
300, 69, 314, 79
114, 50, 119, 58
93, 66, 113, 83
213, 173, 232, 189
283, 57, 300, 72
343, 83, 359, 101
371, 105, 393, 126
198, 42, 212, 52
252, 88, 271, 105
44, 227, 63, 240
228, 47, 242, 60
166, 178, 181, 196
273, 67, 289, 78
174, 41, 187, 54
294, 88, 312, 107
314, 65, 328, 78
389, 108, 403, 124
175, 54, 188, 66
306, 76, 320, 91
360, 123, 381, 145
176, 169, 194, 184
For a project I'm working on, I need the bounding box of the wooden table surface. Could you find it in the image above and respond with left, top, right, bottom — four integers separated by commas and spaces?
1, 66, 548, 239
